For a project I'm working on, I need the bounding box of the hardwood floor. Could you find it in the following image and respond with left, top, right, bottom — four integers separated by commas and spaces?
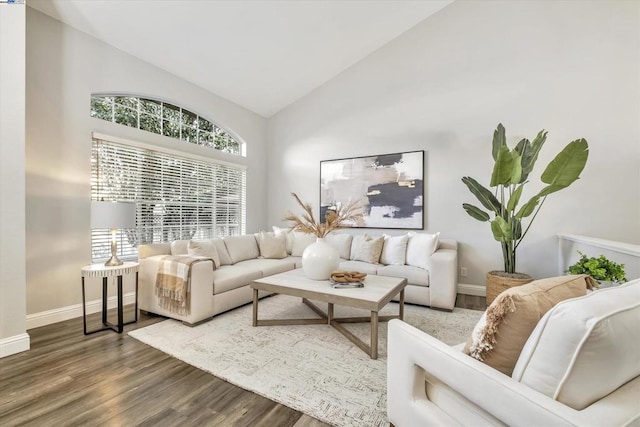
0, 295, 485, 426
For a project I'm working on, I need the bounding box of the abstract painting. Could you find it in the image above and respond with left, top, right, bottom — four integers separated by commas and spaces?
320, 151, 424, 229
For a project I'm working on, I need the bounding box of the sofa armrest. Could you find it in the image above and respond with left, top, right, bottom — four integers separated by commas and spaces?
428, 248, 457, 310
387, 319, 611, 427
138, 255, 215, 325
138, 243, 171, 259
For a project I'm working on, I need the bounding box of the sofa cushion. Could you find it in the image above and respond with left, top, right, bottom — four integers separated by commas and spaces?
224, 235, 260, 264
464, 275, 589, 376
377, 264, 429, 287
338, 260, 379, 275
291, 232, 316, 256
406, 232, 439, 270
354, 234, 384, 264
512, 279, 640, 410
212, 238, 233, 266
239, 258, 297, 277
257, 231, 288, 259
325, 233, 353, 260
170, 240, 189, 255
211, 264, 263, 294
187, 239, 220, 268
380, 233, 409, 266
272, 226, 294, 254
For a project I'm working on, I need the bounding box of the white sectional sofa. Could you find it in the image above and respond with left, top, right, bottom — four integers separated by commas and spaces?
138, 231, 457, 325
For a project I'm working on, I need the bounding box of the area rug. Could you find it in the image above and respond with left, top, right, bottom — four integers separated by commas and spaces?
129, 295, 482, 427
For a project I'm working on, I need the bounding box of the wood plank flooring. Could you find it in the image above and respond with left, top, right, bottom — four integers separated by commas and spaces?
0, 295, 485, 426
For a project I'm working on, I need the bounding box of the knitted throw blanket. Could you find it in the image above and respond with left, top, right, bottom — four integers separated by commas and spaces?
155, 255, 212, 315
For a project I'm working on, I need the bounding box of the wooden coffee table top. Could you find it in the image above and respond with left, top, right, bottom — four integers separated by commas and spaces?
251, 268, 407, 312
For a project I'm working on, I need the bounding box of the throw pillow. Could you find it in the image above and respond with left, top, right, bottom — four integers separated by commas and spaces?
258, 231, 287, 259
291, 232, 317, 256
512, 279, 640, 410
272, 226, 294, 254
187, 239, 220, 268
354, 234, 384, 264
406, 232, 440, 270
223, 235, 260, 264
463, 275, 590, 376
349, 235, 365, 260
380, 233, 409, 265
211, 238, 233, 266
324, 233, 353, 260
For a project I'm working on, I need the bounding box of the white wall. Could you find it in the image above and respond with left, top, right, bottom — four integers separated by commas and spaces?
25, 8, 268, 316
0, 3, 29, 357
267, 0, 640, 287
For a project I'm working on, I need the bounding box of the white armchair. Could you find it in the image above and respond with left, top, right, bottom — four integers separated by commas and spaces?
387, 279, 640, 427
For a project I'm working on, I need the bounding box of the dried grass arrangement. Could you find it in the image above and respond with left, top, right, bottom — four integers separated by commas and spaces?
284, 193, 363, 238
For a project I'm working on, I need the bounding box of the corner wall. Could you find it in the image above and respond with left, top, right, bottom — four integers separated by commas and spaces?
0, 2, 29, 357
25, 8, 268, 319
267, 0, 640, 287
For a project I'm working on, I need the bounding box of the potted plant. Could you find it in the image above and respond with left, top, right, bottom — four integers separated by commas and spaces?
285, 193, 362, 280
566, 251, 627, 288
462, 124, 589, 303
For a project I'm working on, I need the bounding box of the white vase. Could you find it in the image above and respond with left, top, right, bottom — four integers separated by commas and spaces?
302, 237, 339, 280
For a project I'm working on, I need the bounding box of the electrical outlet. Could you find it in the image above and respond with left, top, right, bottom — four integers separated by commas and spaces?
460, 267, 468, 277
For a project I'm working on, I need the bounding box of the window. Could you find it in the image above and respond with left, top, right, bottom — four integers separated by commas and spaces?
90, 95, 242, 156
91, 136, 246, 262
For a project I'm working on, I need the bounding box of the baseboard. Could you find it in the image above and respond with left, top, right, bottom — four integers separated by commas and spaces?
457, 283, 486, 297
26, 292, 137, 330
0, 333, 30, 358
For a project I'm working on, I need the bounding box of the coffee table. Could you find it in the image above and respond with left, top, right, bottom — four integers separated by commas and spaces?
250, 269, 407, 359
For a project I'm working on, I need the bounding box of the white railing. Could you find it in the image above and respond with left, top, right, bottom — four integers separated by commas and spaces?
557, 234, 640, 281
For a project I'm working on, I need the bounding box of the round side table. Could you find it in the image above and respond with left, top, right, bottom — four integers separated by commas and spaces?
81, 262, 139, 335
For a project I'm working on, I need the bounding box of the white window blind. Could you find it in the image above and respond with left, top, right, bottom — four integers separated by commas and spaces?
91, 137, 246, 262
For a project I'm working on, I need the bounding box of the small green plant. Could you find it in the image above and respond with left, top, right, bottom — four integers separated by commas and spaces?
566, 251, 627, 284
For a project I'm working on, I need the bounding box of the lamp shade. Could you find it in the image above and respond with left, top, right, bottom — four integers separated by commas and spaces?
90, 201, 136, 229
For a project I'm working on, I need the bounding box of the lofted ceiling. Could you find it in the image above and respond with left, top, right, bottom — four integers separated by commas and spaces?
28, 0, 453, 118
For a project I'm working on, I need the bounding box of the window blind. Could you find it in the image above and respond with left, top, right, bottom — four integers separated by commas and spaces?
91, 137, 246, 262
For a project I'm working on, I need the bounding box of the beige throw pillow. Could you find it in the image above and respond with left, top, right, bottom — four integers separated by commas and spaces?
258, 231, 287, 259
187, 239, 220, 268
291, 232, 316, 256
272, 226, 294, 254
464, 275, 591, 376
354, 234, 384, 264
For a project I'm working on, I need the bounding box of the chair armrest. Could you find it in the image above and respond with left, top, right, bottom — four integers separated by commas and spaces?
387, 319, 583, 427
428, 248, 457, 310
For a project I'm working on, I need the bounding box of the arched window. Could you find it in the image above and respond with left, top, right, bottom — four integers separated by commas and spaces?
90, 95, 242, 156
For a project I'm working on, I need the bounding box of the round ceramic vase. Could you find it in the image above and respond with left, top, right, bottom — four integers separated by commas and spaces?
302, 238, 339, 280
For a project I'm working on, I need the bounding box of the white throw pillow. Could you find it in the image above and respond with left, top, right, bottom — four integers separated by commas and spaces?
272, 226, 294, 254
291, 232, 316, 256
512, 279, 640, 410
380, 233, 409, 265
187, 239, 220, 268
354, 234, 384, 264
349, 235, 365, 260
324, 233, 354, 260
406, 232, 440, 270
258, 231, 287, 259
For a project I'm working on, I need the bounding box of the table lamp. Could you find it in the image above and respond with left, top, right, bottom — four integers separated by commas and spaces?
91, 200, 136, 266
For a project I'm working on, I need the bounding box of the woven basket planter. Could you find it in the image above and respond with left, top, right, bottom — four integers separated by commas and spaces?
486, 271, 533, 305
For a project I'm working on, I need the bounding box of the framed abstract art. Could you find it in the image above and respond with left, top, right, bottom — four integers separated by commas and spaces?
320, 150, 424, 229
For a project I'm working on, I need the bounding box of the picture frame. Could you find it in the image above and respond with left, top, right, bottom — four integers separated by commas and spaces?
320, 150, 424, 229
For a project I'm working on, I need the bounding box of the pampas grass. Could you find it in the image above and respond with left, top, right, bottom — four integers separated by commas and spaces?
284, 193, 363, 238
